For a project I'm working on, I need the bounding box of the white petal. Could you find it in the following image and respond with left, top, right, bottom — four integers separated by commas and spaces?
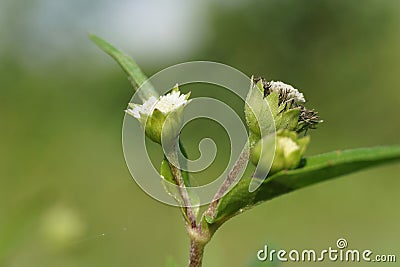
126, 90, 189, 121
268, 81, 306, 103
125, 108, 140, 119
155, 90, 188, 114
140, 96, 158, 115
278, 137, 299, 157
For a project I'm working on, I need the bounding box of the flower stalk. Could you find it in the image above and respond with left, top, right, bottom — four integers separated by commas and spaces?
167, 148, 197, 228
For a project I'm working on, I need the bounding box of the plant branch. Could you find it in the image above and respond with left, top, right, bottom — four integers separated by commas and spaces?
205, 145, 250, 220
167, 149, 197, 228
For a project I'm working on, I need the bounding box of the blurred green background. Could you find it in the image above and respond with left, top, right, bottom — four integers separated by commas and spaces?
1, 0, 399, 266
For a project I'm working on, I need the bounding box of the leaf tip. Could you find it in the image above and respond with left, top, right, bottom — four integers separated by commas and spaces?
88, 33, 104, 47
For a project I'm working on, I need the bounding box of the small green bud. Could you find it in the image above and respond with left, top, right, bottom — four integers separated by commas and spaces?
251, 129, 310, 176
126, 85, 191, 144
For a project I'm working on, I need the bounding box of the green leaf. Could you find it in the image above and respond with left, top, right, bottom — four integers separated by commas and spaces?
89, 33, 158, 101
205, 146, 400, 227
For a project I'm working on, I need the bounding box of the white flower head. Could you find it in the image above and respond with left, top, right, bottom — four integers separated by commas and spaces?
126, 86, 190, 120
126, 87, 190, 120
248, 77, 321, 135
125, 85, 190, 143
126, 96, 157, 119
154, 89, 189, 114
267, 80, 306, 103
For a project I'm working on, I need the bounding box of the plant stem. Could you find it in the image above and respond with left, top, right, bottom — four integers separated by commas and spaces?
170, 144, 250, 266
186, 145, 250, 266
167, 149, 197, 228
205, 146, 250, 219
189, 239, 205, 267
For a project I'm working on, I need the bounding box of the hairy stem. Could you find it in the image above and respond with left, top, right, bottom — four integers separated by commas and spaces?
189, 240, 205, 267
169, 144, 250, 266
167, 149, 197, 228
205, 146, 250, 219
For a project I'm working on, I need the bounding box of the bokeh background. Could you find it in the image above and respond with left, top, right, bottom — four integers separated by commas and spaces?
1, 0, 400, 266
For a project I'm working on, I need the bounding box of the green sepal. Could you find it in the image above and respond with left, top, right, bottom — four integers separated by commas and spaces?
264, 92, 301, 132
145, 109, 165, 143
244, 80, 275, 140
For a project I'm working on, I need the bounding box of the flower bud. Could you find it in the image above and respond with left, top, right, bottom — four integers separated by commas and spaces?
251, 129, 310, 176
245, 77, 322, 145
125, 85, 190, 144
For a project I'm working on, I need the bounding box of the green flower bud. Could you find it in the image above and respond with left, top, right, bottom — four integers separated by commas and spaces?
245, 77, 322, 145
125, 85, 191, 144
251, 129, 310, 176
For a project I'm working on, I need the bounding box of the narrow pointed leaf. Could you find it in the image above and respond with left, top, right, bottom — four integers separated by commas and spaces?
89, 34, 158, 100
206, 146, 400, 227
